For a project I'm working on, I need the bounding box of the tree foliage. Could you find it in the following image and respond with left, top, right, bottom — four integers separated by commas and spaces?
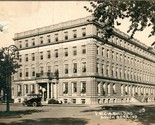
0, 47, 20, 90
84, 0, 155, 40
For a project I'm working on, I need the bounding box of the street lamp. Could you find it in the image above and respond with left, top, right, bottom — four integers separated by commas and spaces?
0, 45, 20, 112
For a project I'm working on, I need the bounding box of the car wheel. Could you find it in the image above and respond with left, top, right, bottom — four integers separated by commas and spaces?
32, 102, 37, 107
22, 102, 26, 106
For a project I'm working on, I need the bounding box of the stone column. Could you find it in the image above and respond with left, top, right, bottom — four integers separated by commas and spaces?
100, 82, 103, 96
68, 82, 72, 96
47, 82, 49, 99
110, 83, 114, 96
144, 87, 146, 95
52, 83, 54, 98
77, 81, 81, 96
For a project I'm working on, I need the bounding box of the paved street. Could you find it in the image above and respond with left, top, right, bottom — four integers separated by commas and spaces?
0, 103, 155, 125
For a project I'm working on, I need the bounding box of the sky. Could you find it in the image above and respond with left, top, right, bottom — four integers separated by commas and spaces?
0, 1, 154, 48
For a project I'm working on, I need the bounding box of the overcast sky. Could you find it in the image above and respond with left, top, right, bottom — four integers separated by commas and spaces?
0, 1, 154, 48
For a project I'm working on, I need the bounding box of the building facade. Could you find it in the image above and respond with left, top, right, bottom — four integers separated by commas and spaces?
12, 16, 155, 104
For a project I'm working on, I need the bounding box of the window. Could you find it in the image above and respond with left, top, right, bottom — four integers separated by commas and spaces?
81, 82, 86, 93
112, 66, 114, 77
25, 68, 29, 77
72, 99, 76, 104
106, 64, 109, 76
102, 64, 104, 74
55, 33, 58, 41
40, 67, 44, 75
107, 49, 109, 58
47, 35, 51, 43
116, 67, 118, 78
47, 51, 51, 59
112, 51, 114, 59
97, 82, 101, 94
40, 52, 43, 60
64, 31, 68, 40
63, 82, 68, 94
81, 99, 85, 104
97, 46, 99, 55
54, 65, 59, 74
72, 82, 77, 93
73, 63, 77, 73
120, 54, 122, 62
40, 37, 43, 44
82, 62, 86, 73
19, 69, 22, 77
96, 63, 99, 73
32, 67, 35, 76
73, 30, 77, 38
82, 45, 86, 54
31, 84, 35, 93
25, 54, 28, 62
19, 55, 22, 62
116, 53, 118, 61
32, 38, 35, 46
25, 84, 28, 94
64, 99, 68, 103
73, 46, 77, 56
102, 48, 104, 56
64, 64, 68, 74
120, 68, 122, 78
64, 48, 68, 57
124, 56, 127, 63
113, 84, 116, 94
55, 49, 58, 58
19, 41, 22, 48
32, 53, 35, 61
17, 84, 22, 96
47, 66, 51, 73
25, 40, 28, 47
82, 28, 86, 37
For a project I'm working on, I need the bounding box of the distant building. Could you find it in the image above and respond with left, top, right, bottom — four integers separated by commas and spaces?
12, 16, 155, 104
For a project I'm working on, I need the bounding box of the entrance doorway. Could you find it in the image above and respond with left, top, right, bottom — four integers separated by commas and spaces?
38, 83, 47, 101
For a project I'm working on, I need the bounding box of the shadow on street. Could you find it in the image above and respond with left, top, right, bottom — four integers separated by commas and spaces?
81, 105, 155, 125
0, 117, 89, 125
135, 106, 155, 125
0, 109, 44, 118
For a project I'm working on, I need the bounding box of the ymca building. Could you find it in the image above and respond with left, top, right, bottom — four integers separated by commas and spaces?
12, 16, 155, 104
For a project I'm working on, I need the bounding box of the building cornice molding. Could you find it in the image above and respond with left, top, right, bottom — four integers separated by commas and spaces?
13, 75, 155, 87
13, 21, 94, 41
92, 21, 155, 55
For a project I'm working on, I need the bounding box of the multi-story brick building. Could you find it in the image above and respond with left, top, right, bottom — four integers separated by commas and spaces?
12, 16, 155, 104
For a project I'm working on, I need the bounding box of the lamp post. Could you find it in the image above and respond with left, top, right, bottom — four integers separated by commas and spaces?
0, 45, 19, 112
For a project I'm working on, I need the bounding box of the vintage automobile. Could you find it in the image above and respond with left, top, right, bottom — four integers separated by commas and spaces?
22, 93, 42, 107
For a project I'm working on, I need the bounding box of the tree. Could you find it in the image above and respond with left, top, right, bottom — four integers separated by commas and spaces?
0, 46, 20, 112
84, 0, 155, 41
